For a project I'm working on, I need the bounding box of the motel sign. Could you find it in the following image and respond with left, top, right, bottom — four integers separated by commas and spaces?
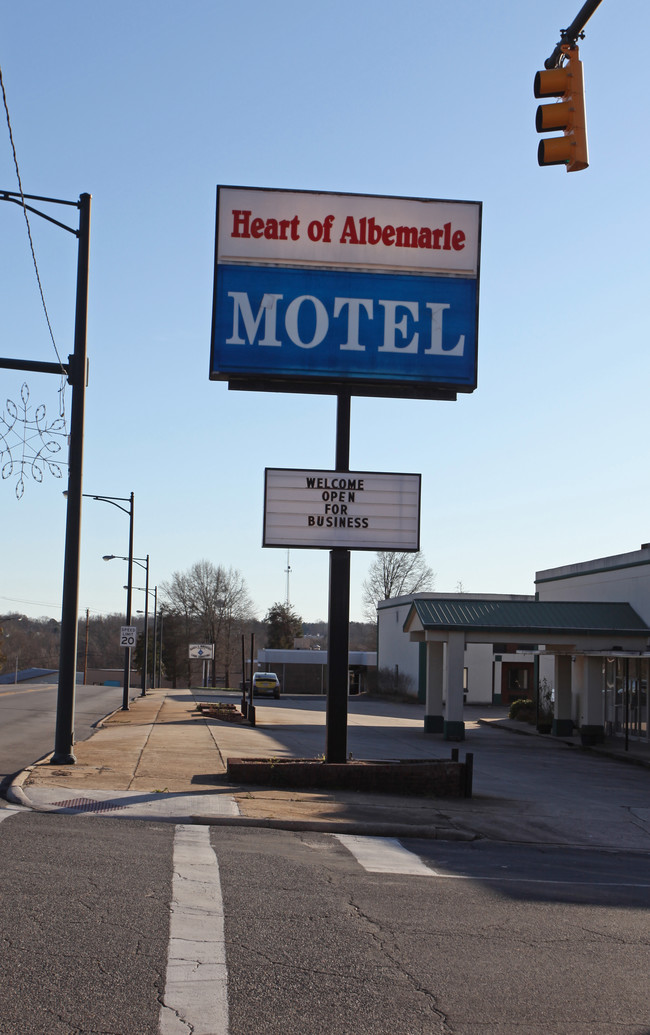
210, 186, 481, 399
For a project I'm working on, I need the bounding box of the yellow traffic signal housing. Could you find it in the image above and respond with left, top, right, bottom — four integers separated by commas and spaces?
534, 45, 589, 172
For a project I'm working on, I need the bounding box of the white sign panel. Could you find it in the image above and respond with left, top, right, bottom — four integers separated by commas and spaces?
120, 626, 137, 648
189, 644, 214, 659
263, 469, 421, 551
217, 186, 480, 276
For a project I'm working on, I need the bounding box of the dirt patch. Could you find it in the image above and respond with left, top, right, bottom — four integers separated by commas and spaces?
196, 702, 246, 723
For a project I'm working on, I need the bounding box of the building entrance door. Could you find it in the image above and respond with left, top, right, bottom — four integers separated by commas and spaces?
606, 657, 649, 740
501, 662, 534, 706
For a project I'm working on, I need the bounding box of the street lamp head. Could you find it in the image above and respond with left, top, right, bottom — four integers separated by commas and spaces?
102, 555, 116, 561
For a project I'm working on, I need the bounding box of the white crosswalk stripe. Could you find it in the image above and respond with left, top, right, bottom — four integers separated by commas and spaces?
334, 833, 437, 875
159, 824, 229, 1035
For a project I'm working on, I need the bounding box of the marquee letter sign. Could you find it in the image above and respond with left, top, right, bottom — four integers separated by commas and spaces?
263, 468, 421, 551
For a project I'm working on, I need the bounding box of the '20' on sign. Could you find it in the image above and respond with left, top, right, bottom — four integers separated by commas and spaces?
119, 626, 137, 648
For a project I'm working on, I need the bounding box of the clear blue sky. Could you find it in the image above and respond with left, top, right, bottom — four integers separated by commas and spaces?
2, 0, 648, 626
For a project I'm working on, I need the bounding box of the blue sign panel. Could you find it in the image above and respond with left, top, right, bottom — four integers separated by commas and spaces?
212, 264, 477, 390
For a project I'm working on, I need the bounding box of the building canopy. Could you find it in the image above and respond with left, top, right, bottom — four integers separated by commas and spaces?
404, 597, 650, 652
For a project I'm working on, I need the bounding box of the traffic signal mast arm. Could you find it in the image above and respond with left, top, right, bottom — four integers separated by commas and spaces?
544, 0, 604, 70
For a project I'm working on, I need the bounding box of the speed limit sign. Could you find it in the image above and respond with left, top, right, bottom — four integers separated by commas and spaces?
120, 626, 137, 648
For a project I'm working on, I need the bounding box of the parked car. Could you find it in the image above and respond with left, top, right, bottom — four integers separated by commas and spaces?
251, 671, 281, 699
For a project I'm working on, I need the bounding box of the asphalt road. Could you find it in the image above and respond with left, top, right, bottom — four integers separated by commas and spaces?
2, 693, 650, 1032
0, 810, 172, 1034
2, 810, 650, 1034
0, 681, 135, 783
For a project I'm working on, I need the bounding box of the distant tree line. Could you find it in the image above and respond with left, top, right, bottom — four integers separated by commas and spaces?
1, 549, 433, 681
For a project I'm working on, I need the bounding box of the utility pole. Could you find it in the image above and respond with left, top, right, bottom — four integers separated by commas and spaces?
0, 190, 92, 765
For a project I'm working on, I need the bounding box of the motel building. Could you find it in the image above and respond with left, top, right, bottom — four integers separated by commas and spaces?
378, 544, 650, 745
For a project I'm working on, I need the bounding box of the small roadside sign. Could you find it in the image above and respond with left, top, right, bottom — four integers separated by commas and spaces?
189, 643, 214, 659
120, 626, 137, 648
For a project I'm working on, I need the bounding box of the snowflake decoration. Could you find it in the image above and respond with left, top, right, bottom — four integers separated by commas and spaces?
0, 382, 67, 499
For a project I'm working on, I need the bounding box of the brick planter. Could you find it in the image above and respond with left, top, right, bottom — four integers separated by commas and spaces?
226, 757, 472, 798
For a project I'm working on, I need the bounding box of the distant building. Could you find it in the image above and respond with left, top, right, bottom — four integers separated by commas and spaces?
0, 668, 57, 685
256, 648, 377, 695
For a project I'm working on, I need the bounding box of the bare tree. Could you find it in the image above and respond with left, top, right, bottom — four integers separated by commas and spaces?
361, 551, 435, 622
159, 567, 198, 685
160, 560, 255, 686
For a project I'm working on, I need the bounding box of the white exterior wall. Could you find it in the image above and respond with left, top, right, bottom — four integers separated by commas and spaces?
536, 546, 650, 623
464, 643, 494, 704
377, 599, 421, 690
378, 595, 516, 704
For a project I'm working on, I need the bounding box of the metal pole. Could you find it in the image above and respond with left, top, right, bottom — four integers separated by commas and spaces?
150, 587, 157, 690
248, 632, 255, 725
83, 608, 89, 685
53, 193, 91, 765
158, 610, 164, 687
141, 555, 149, 697
121, 493, 134, 710
240, 633, 247, 716
326, 390, 351, 763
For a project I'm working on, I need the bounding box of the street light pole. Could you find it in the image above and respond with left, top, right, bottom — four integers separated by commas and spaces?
106, 551, 151, 708
52, 193, 91, 765
150, 586, 157, 691
158, 608, 165, 688
84, 490, 133, 711
131, 576, 155, 696
1, 191, 91, 765
141, 555, 149, 697
122, 498, 134, 710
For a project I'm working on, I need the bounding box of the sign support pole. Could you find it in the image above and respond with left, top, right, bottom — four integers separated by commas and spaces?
326, 390, 351, 763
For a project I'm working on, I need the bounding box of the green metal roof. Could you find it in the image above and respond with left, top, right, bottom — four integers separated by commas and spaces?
407, 598, 650, 636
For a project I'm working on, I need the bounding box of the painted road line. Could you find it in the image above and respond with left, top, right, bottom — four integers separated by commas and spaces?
0, 685, 56, 698
159, 824, 229, 1035
335, 834, 438, 876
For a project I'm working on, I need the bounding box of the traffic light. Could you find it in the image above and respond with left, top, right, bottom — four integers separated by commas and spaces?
534, 44, 588, 172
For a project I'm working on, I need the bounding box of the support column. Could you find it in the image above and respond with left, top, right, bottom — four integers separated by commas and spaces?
553, 654, 574, 737
444, 631, 466, 741
424, 641, 444, 734
576, 655, 605, 745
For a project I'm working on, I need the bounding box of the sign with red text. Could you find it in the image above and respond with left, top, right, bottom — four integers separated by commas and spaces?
263, 468, 421, 550
211, 186, 481, 399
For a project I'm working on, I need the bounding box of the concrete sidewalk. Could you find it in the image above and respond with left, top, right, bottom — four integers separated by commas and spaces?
7, 690, 474, 837
6, 689, 650, 845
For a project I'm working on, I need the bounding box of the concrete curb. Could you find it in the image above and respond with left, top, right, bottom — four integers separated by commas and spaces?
190, 814, 478, 840
4, 759, 51, 809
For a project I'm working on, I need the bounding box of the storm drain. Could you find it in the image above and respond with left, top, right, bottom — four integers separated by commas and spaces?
51, 797, 130, 814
